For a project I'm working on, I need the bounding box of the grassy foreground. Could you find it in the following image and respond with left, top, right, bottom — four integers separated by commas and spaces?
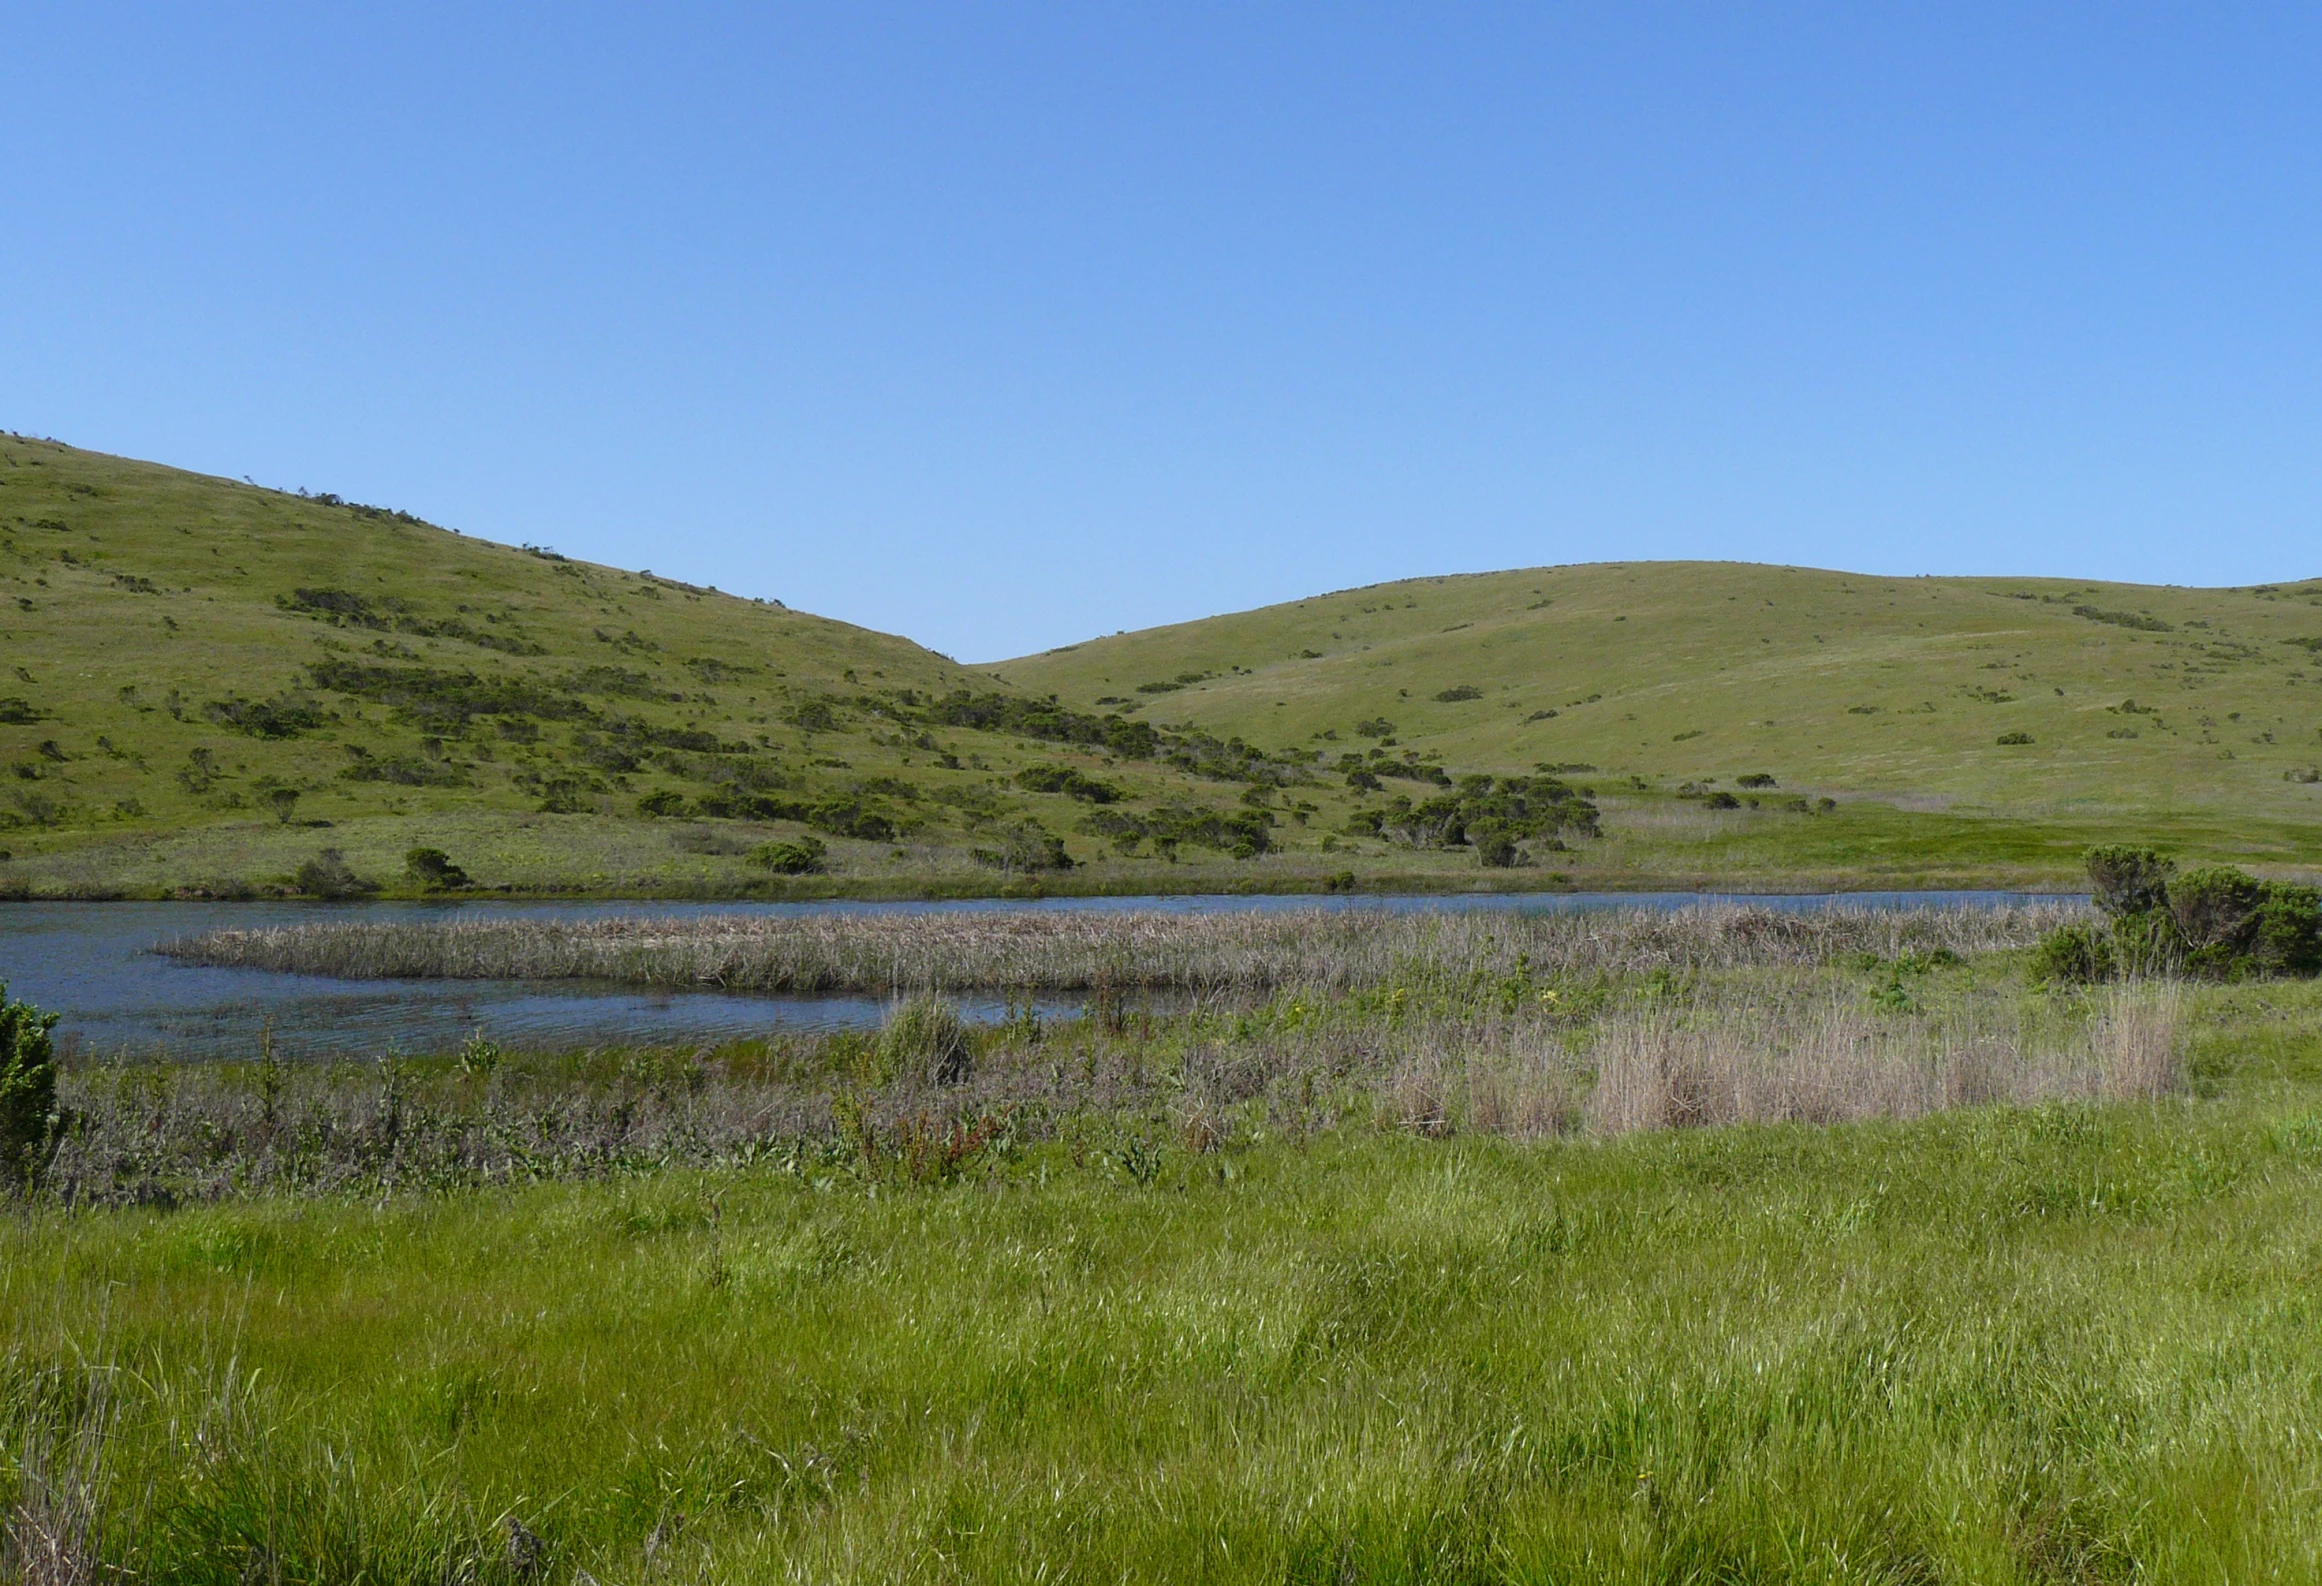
9, 954, 2322, 1581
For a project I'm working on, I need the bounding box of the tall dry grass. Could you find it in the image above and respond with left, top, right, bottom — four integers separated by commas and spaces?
2, 1364, 111, 1586
163, 902, 2083, 995
1582, 982, 2182, 1135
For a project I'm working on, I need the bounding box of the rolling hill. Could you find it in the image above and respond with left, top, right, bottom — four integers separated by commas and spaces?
998, 560, 2322, 852
0, 437, 1339, 897
4, 434, 2317, 897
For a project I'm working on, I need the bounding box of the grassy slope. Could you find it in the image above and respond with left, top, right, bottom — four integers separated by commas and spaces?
999, 561, 2322, 874
9, 434, 2317, 896
12, 980, 2322, 1581
0, 439, 1381, 896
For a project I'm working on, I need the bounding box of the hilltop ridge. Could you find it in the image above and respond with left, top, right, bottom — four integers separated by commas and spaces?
998, 559, 2322, 818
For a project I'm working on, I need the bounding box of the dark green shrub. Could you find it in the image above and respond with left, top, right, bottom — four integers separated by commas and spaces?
2108, 908, 2182, 978
1474, 829, 1522, 868
204, 694, 330, 738
1705, 791, 1741, 810
2167, 866, 2264, 957
292, 848, 376, 899
2086, 846, 2174, 917
1433, 686, 1483, 703
1995, 731, 2033, 745
2252, 882, 2322, 977
803, 797, 896, 843
1015, 765, 1124, 804
404, 847, 471, 890
636, 789, 687, 818
1354, 718, 1395, 738
0, 983, 59, 1189
1736, 773, 1777, 789
972, 822, 1074, 872
751, 836, 827, 875
2032, 923, 2116, 984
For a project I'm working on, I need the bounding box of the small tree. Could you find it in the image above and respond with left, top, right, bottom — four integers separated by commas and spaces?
266, 787, 302, 825
0, 983, 60, 1190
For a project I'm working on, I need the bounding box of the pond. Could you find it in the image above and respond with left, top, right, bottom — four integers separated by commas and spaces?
0, 891, 2078, 1061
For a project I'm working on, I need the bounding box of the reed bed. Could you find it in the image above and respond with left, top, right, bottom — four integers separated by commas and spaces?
162, 900, 2083, 996
1580, 981, 2181, 1134
43, 973, 2177, 1205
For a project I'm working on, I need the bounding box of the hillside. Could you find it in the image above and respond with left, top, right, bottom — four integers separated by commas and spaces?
0, 437, 1365, 897
997, 561, 2322, 874
5, 435, 2317, 898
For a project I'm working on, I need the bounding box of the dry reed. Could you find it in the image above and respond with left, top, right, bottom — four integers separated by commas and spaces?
162, 902, 2083, 996
3, 1365, 111, 1586
1581, 981, 2182, 1135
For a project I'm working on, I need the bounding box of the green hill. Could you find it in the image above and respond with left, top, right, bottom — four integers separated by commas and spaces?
995, 561, 2322, 879
5, 435, 2317, 896
0, 437, 1342, 897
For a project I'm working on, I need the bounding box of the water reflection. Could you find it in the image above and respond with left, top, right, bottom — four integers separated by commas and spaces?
0, 891, 2077, 1062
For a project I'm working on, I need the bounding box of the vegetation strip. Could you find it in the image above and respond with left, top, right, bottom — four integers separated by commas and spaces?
163, 902, 2082, 994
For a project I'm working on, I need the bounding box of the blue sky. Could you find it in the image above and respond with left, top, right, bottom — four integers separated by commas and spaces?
6, 5, 2320, 660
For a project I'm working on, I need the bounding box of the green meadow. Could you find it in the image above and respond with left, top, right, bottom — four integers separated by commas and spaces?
9, 952, 2322, 1582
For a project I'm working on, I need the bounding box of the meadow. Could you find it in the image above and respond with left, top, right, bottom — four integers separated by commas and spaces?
11, 902, 2321, 1582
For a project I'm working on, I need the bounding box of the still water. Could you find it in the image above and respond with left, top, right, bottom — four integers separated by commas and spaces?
0, 891, 2076, 1061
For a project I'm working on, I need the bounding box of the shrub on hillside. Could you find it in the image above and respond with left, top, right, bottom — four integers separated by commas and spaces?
292, 848, 377, 900
1015, 765, 1125, 803
972, 822, 1074, 873
1474, 828, 1523, 868
751, 836, 828, 875
1433, 685, 1483, 703
404, 847, 471, 891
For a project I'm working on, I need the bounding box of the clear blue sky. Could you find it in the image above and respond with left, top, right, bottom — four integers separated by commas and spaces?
6, 6, 2319, 660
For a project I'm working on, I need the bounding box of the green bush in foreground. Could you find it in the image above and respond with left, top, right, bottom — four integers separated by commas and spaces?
2040, 846, 2322, 982
0, 983, 59, 1188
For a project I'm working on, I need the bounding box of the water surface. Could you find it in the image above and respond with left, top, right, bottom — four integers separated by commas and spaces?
0, 891, 2077, 1061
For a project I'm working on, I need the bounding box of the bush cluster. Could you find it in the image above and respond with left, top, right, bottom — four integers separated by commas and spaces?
1344, 773, 1598, 865
2036, 845, 2322, 982
1015, 765, 1125, 803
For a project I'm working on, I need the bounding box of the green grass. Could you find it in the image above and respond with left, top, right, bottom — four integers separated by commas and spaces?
10, 1015, 2322, 1577
8, 435, 2321, 897
9, 968, 2322, 1581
